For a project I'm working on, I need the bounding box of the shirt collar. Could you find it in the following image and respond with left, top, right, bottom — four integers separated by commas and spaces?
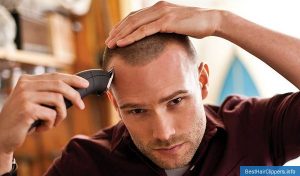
188, 105, 226, 169
110, 120, 129, 151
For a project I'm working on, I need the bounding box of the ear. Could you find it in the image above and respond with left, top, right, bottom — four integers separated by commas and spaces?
198, 62, 209, 99
106, 90, 122, 118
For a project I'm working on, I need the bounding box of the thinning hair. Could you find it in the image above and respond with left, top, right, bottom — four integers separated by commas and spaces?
101, 33, 197, 70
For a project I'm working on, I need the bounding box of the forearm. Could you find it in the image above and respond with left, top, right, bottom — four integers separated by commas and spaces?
216, 11, 300, 89
0, 152, 13, 174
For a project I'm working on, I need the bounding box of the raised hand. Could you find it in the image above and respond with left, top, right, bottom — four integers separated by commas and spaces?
0, 72, 89, 172
105, 1, 222, 48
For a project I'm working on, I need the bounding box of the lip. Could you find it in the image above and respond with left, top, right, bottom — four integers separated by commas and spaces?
153, 143, 185, 155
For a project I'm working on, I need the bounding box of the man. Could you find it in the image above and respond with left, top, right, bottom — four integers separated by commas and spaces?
1, 1, 300, 175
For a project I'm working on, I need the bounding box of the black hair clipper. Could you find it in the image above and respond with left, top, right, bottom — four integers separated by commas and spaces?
28, 69, 114, 132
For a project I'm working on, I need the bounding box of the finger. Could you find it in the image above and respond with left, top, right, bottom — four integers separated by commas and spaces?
108, 13, 160, 47
110, 1, 175, 39
106, 8, 146, 44
21, 73, 89, 88
107, 13, 160, 48
106, 9, 141, 40
16, 80, 84, 109
18, 80, 84, 110
107, 7, 165, 48
30, 92, 67, 123
29, 103, 57, 132
116, 20, 163, 47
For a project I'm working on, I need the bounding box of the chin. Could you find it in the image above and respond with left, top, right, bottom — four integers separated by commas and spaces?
156, 160, 190, 170
150, 153, 192, 169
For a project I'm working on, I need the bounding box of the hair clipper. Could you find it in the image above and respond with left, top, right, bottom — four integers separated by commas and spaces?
28, 69, 114, 132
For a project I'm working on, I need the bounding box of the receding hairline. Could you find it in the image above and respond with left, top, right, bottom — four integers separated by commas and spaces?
108, 43, 196, 70
101, 33, 197, 70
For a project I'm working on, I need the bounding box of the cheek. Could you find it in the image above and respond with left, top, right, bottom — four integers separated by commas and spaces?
176, 98, 205, 130
122, 118, 151, 144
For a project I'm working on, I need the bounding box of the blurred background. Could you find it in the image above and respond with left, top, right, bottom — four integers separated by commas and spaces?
0, 0, 299, 175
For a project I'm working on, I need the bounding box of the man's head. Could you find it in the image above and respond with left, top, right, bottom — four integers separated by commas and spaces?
102, 33, 197, 69
102, 33, 209, 169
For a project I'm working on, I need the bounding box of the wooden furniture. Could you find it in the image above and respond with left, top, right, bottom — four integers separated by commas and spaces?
0, 0, 121, 175
0, 49, 70, 69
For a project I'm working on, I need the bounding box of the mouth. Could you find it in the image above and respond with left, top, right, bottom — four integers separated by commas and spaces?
153, 142, 185, 155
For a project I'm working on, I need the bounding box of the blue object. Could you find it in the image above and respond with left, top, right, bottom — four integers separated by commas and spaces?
240, 166, 300, 176
218, 55, 259, 104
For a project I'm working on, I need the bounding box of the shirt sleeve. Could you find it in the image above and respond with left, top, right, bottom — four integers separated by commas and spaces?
264, 92, 300, 164
43, 135, 100, 176
220, 92, 300, 165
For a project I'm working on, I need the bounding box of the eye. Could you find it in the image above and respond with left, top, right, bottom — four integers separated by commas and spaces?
169, 97, 183, 106
128, 108, 147, 114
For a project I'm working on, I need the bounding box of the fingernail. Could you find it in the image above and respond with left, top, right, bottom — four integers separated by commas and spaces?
116, 39, 122, 45
79, 101, 85, 110
108, 41, 114, 48
116, 39, 125, 47
105, 38, 109, 44
83, 79, 89, 87
80, 78, 89, 87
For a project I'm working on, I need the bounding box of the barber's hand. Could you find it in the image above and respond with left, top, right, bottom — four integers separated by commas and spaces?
0, 73, 89, 155
105, 1, 222, 48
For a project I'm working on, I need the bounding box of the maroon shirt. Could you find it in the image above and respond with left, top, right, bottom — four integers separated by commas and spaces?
45, 93, 300, 176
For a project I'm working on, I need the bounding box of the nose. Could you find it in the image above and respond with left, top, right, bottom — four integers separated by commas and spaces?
152, 111, 176, 141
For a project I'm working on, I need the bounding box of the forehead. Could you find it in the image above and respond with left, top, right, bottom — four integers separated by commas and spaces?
110, 44, 196, 101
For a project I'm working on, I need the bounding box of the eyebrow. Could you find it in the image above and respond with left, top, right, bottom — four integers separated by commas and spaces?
119, 90, 189, 110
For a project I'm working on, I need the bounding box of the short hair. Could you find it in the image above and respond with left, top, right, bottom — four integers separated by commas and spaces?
101, 33, 197, 70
